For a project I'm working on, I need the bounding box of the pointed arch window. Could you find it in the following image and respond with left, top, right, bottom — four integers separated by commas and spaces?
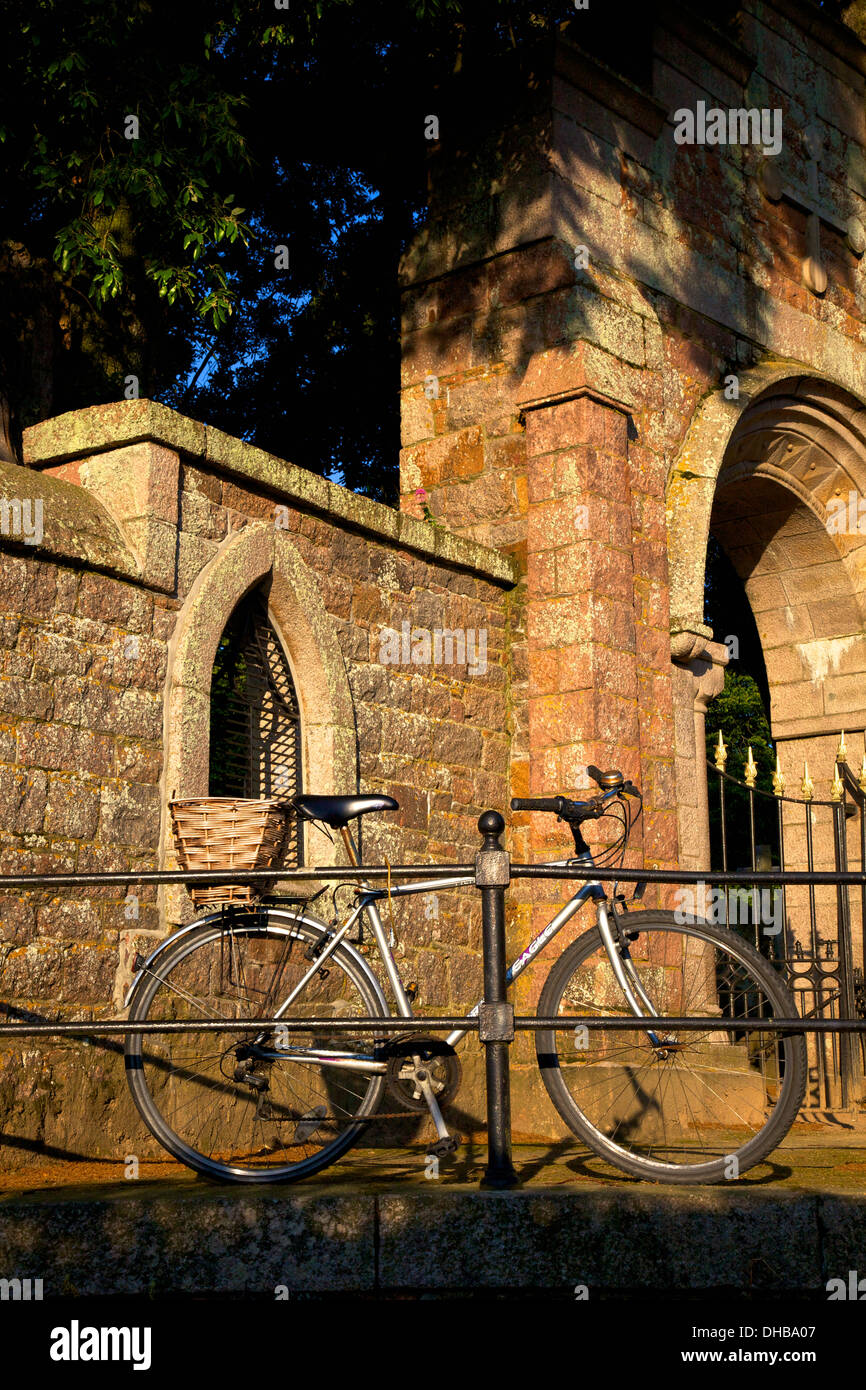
209, 587, 303, 864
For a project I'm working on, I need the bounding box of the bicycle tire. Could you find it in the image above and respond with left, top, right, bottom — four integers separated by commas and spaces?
536, 910, 807, 1183
125, 909, 387, 1183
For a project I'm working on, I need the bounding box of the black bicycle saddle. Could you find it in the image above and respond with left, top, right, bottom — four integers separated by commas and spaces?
292, 794, 399, 828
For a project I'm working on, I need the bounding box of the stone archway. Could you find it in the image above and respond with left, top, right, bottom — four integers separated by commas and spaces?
668, 369, 866, 1020
160, 521, 357, 923
668, 364, 866, 648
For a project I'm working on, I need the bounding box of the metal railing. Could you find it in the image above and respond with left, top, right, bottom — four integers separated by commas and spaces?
2, 809, 866, 1188
708, 738, 866, 1107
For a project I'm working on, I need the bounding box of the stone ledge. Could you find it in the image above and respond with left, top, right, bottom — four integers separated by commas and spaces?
1, 1177, 862, 1296
21, 401, 518, 590
656, 2, 755, 87
765, 0, 866, 83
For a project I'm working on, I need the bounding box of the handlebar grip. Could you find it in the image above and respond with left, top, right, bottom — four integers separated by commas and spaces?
511, 797, 563, 813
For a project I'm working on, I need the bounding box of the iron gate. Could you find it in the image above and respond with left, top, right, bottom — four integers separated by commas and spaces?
708, 734, 865, 1109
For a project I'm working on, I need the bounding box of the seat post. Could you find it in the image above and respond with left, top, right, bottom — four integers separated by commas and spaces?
340, 825, 361, 867
340, 818, 413, 1018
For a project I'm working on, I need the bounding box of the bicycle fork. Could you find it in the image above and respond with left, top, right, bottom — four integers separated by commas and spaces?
596, 899, 674, 1049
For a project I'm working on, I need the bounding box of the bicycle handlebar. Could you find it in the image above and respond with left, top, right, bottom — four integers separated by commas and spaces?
510, 794, 600, 820
511, 782, 640, 820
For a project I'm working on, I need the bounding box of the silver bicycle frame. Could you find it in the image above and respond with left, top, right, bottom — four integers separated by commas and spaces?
128, 831, 661, 1085
277, 842, 660, 1058
444, 856, 658, 1047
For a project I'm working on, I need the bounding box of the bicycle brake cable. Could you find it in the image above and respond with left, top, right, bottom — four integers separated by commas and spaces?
608, 792, 636, 916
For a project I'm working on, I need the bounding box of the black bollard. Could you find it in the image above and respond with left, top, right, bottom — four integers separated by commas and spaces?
476, 810, 520, 1189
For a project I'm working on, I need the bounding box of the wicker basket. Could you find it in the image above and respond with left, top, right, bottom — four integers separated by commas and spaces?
169, 797, 290, 909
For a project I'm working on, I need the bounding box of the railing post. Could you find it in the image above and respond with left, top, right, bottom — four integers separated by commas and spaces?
475, 810, 519, 1190
832, 801, 861, 1104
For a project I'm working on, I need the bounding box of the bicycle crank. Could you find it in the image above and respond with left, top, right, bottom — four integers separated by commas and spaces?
385, 1037, 462, 1112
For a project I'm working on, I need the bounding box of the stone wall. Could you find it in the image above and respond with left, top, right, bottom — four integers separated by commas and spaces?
0, 401, 517, 1164
5, 1, 866, 1166
402, 21, 866, 790
398, 5, 866, 1109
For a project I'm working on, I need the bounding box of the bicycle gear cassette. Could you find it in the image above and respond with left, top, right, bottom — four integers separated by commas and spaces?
385, 1038, 462, 1112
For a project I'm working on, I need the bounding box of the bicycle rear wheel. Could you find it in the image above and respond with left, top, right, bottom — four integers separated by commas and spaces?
536, 911, 806, 1183
125, 909, 387, 1182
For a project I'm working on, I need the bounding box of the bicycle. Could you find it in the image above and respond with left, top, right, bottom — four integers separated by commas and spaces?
123, 767, 806, 1185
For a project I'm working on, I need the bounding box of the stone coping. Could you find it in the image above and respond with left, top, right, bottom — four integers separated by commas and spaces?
0, 456, 139, 577
2, 1136, 863, 1295
0, 1175, 862, 1296
767, 0, 866, 80
22, 401, 518, 589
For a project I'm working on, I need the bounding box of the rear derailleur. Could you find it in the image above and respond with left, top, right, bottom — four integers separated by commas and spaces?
230, 1049, 278, 1119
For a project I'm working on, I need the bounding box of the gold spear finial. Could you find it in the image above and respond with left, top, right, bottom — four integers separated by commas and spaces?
744, 745, 758, 788
772, 754, 785, 797
837, 730, 848, 764
802, 760, 814, 802
831, 761, 845, 802
859, 745, 866, 795
714, 729, 727, 772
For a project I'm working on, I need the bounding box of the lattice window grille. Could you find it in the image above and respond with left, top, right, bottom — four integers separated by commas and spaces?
209, 591, 303, 865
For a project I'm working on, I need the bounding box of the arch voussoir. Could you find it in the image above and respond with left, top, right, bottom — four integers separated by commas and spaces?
161, 521, 357, 922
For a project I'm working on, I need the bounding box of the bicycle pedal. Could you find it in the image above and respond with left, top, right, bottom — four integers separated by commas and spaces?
427, 1136, 460, 1160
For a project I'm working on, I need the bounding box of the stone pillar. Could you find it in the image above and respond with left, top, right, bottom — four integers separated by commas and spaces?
511, 350, 642, 1035
396, 34, 681, 1135
518, 361, 636, 865
671, 630, 728, 877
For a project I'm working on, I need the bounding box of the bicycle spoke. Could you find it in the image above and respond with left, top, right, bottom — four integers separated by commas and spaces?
539, 915, 805, 1180
126, 917, 385, 1181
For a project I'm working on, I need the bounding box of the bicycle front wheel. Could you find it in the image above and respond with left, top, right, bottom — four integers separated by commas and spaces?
536, 911, 806, 1183
125, 909, 387, 1183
